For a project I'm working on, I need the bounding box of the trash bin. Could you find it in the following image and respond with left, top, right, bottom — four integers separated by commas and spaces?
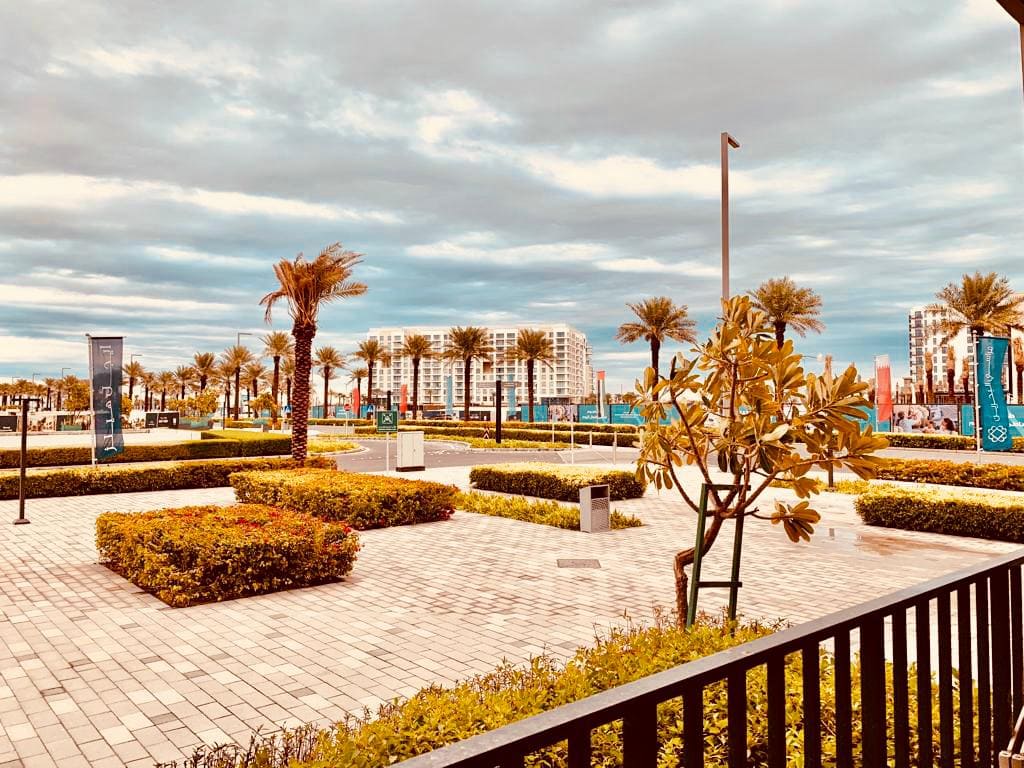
579, 484, 610, 533
396, 431, 425, 472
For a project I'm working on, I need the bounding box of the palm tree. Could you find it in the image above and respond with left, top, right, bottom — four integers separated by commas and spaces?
443, 326, 493, 423
314, 346, 346, 419
192, 352, 217, 392
928, 271, 1024, 342
397, 334, 435, 418
945, 346, 957, 399
43, 376, 59, 410
260, 243, 367, 460
262, 331, 294, 411
173, 365, 196, 399
140, 371, 156, 411
242, 360, 268, 417
616, 297, 697, 377
506, 329, 555, 423
157, 371, 175, 411
282, 356, 295, 408
221, 345, 254, 420
748, 277, 825, 349
349, 367, 368, 414
124, 360, 146, 402
353, 339, 391, 418
214, 362, 235, 419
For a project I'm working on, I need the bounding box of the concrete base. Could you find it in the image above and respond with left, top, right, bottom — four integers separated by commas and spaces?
395, 466, 425, 472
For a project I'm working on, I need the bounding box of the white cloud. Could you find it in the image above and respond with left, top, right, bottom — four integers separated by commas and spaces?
146, 246, 268, 270
929, 75, 1016, 97
407, 235, 610, 265
0, 335, 91, 365
0, 174, 400, 223
599, 351, 655, 361
55, 41, 258, 82
596, 257, 719, 277
0, 284, 232, 316
528, 300, 578, 308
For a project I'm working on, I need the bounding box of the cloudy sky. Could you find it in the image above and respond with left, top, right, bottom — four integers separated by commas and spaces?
1, 0, 1021, 391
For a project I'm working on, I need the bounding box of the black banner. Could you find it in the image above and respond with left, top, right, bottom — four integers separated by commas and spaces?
89, 336, 124, 461
144, 412, 180, 428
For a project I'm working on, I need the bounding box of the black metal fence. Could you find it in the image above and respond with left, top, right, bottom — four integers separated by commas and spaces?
395, 549, 1024, 768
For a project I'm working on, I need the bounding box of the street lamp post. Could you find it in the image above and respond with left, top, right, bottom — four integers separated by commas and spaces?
721, 132, 740, 302
994, 2, 1024, 101
237, 332, 255, 347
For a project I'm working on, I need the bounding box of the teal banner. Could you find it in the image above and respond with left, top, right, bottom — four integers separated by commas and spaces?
978, 336, 1013, 451
89, 336, 125, 461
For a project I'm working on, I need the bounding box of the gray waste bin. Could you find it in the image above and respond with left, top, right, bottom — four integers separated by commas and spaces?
579, 484, 610, 533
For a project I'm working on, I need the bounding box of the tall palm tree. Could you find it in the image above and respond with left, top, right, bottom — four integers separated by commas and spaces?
506, 329, 556, 423
260, 243, 367, 460
349, 367, 367, 414
927, 271, 1024, 342
397, 334, 435, 418
748, 277, 825, 349
214, 362, 235, 419
282, 356, 295, 408
43, 376, 59, 410
314, 346, 346, 419
262, 331, 294, 410
192, 352, 217, 392
443, 326, 493, 423
124, 360, 146, 402
353, 339, 391, 419
243, 361, 268, 398
140, 371, 156, 411
616, 296, 697, 377
221, 345, 254, 420
945, 346, 957, 398
173, 365, 196, 399
157, 371, 175, 411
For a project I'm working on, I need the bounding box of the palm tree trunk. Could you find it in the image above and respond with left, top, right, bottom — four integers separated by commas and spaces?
224, 384, 230, 419
233, 369, 241, 419
160, 390, 166, 410
925, 371, 933, 400
200, 375, 207, 392
128, 378, 135, 400
412, 359, 420, 418
291, 328, 314, 461
527, 359, 535, 423
272, 356, 281, 410
180, 384, 185, 399
286, 377, 292, 407
366, 362, 375, 420
774, 321, 786, 349
650, 338, 661, 377
463, 357, 472, 423
323, 370, 330, 420
1018, 367, 1024, 405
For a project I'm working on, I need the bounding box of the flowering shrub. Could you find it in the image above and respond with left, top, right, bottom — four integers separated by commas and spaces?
231, 469, 457, 529
96, 504, 359, 607
469, 463, 646, 501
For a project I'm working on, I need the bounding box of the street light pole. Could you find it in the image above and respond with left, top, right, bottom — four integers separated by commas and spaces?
237, 332, 255, 347
721, 132, 740, 302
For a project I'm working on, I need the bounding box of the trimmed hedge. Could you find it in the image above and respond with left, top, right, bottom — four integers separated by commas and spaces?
469, 463, 646, 501
878, 432, 1024, 452
231, 469, 457, 529
200, 429, 291, 456
177, 615, 959, 768
0, 438, 240, 469
310, 418, 640, 435
350, 424, 632, 447
96, 504, 359, 607
0, 456, 334, 500
876, 457, 1024, 492
856, 485, 1024, 542
455, 490, 641, 530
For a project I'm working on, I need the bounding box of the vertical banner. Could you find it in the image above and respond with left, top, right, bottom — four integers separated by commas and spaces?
978, 336, 1013, 451
596, 371, 606, 419
351, 387, 360, 417
89, 336, 124, 462
445, 374, 454, 418
874, 355, 892, 428
506, 382, 517, 418
400, 384, 408, 415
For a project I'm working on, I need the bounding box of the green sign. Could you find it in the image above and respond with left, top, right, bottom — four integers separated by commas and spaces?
376, 410, 399, 433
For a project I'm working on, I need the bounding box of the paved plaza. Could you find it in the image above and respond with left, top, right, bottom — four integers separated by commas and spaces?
0, 466, 1018, 766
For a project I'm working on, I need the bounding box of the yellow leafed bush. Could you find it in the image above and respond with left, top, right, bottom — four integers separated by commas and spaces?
469, 463, 646, 501
856, 485, 1024, 542
455, 490, 641, 530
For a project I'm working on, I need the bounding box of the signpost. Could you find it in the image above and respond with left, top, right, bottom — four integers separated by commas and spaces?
376, 410, 398, 471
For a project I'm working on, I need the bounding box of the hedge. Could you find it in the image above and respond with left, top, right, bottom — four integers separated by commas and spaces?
200, 429, 291, 456
455, 490, 641, 530
0, 438, 241, 469
469, 463, 646, 501
310, 418, 640, 435
175, 615, 959, 768
350, 424, 632, 447
96, 504, 359, 607
856, 485, 1024, 542
0, 456, 334, 500
877, 432, 1024, 452
231, 469, 457, 529
876, 457, 1024, 492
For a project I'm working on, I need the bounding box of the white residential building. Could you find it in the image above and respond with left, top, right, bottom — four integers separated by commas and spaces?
363, 324, 593, 408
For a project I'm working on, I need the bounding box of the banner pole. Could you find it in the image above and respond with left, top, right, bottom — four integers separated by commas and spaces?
973, 330, 982, 453
86, 334, 96, 469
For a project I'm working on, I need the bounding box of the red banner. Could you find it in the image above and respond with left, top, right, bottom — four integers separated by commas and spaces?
352, 388, 360, 416
875, 355, 892, 425
400, 384, 408, 414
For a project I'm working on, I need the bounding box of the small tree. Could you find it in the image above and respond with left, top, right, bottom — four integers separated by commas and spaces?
629, 297, 886, 624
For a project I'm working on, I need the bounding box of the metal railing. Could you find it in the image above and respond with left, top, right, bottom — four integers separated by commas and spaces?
395, 549, 1024, 768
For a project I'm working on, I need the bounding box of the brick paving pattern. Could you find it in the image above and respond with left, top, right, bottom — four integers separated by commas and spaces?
0, 467, 1016, 766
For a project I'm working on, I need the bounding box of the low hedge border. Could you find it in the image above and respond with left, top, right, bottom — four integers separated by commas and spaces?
96, 504, 359, 607
0, 456, 334, 500
855, 485, 1024, 542
469, 463, 646, 501
310, 418, 640, 435
200, 429, 291, 456
350, 425, 632, 447
875, 457, 1024, 492
455, 490, 641, 530
0, 438, 241, 470
878, 432, 1024, 452
171, 614, 957, 768
231, 469, 457, 529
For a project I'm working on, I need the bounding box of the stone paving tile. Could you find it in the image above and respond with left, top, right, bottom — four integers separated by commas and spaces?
0, 473, 1018, 765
